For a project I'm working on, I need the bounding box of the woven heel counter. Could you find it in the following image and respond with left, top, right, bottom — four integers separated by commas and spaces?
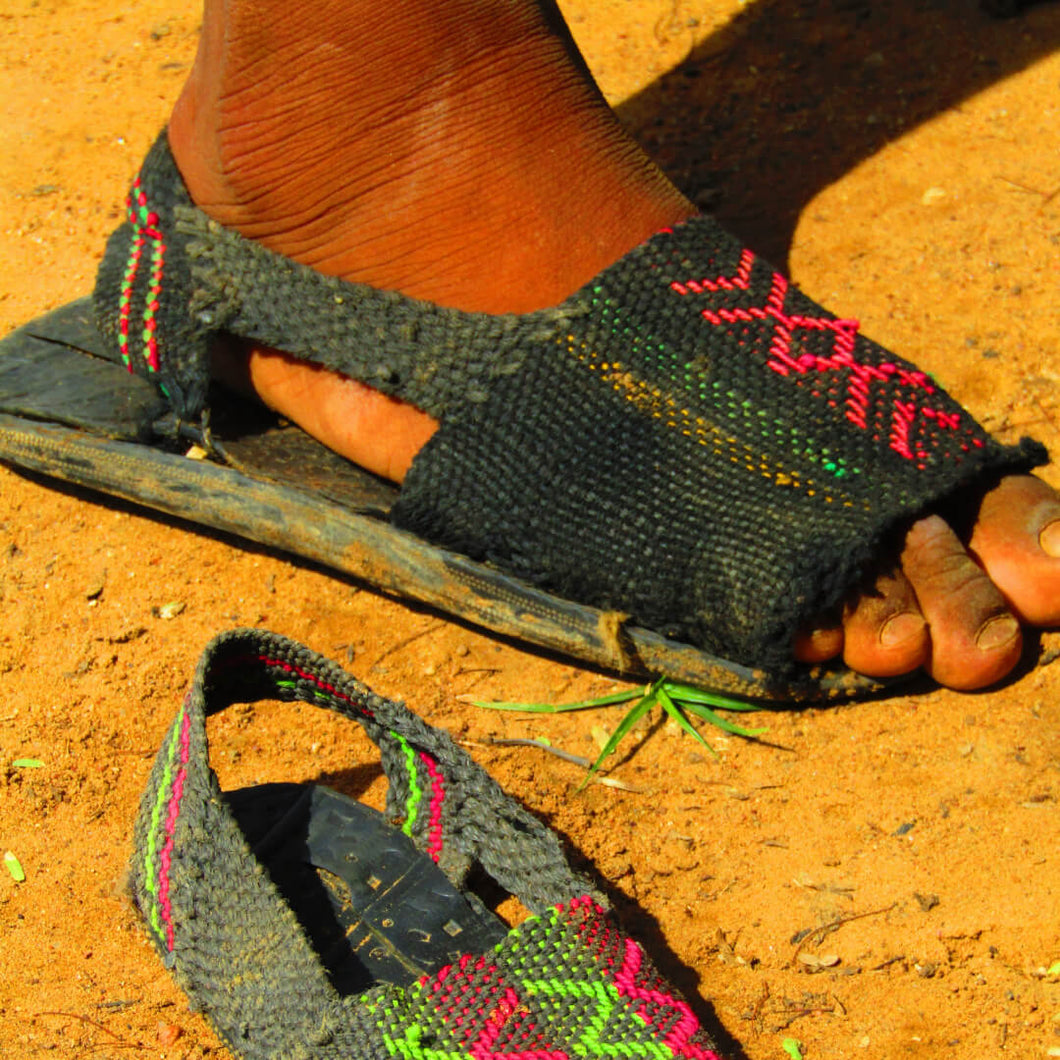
91, 132, 213, 419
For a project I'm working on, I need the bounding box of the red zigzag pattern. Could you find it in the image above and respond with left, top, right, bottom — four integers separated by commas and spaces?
670, 250, 980, 465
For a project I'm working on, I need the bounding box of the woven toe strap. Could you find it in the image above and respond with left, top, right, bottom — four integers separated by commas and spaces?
390, 219, 1047, 670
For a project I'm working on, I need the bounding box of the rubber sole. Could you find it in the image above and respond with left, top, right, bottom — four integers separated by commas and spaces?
225, 782, 507, 992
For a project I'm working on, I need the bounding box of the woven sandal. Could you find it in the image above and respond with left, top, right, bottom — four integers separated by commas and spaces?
131, 628, 729, 1060
0, 133, 1046, 701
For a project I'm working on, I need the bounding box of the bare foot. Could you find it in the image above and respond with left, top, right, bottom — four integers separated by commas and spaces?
168, 0, 1060, 688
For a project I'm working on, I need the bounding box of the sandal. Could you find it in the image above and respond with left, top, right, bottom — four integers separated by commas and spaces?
131, 628, 728, 1060
0, 133, 1046, 700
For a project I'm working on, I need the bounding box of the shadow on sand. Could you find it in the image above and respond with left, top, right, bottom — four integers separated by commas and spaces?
615, 0, 1060, 267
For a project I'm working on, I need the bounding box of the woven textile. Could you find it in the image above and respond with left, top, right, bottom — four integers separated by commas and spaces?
95, 134, 1046, 673
130, 629, 725, 1060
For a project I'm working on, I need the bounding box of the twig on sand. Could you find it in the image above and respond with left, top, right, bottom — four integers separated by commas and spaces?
36, 1011, 144, 1049
463, 736, 649, 792
483, 735, 594, 768
996, 174, 1060, 211
789, 903, 896, 966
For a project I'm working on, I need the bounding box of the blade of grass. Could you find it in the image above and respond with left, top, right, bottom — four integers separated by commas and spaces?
4, 851, 25, 883
663, 682, 763, 712
656, 686, 718, 758
682, 699, 767, 738
470, 676, 769, 787
577, 693, 658, 790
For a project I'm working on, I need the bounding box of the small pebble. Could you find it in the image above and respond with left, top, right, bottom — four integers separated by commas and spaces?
798, 952, 840, 970
156, 1022, 183, 1046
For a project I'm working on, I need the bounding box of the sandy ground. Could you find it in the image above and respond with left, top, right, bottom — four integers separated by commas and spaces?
2, 1, 1060, 1057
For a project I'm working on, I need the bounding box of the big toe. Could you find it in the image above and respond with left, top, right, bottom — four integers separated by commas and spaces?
968, 474, 1060, 627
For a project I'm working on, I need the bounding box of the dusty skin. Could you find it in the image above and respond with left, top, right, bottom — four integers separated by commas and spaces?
2, 1, 1060, 1057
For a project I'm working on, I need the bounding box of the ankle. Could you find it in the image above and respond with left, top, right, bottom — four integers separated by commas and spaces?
167, 0, 694, 314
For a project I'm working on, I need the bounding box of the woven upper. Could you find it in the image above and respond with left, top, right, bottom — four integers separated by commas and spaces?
390, 227, 1044, 670
130, 630, 724, 1060
95, 134, 1047, 674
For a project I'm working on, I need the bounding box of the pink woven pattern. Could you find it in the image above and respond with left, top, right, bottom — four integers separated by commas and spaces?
670, 248, 982, 468
418, 750, 446, 861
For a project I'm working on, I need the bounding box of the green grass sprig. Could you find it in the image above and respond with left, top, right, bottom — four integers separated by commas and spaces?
474, 677, 766, 787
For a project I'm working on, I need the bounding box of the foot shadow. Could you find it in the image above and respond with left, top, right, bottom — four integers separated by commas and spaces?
615, 0, 1060, 268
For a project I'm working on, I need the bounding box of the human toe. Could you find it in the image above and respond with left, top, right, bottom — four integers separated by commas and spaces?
900, 514, 1022, 690
967, 474, 1060, 627
794, 570, 932, 677
840, 570, 930, 678
792, 624, 844, 664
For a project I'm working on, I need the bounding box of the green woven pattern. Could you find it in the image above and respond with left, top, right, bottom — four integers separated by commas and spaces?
374, 896, 721, 1060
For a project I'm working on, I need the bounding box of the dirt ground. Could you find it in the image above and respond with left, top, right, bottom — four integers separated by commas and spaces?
2, 0, 1060, 1057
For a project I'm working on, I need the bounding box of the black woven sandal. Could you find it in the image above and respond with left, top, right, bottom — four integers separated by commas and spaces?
0, 133, 1047, 701
131, 628, 729, 1060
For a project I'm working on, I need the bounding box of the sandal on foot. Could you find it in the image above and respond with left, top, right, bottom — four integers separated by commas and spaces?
0, 133, 1047, 699
131, 628, 729, 1060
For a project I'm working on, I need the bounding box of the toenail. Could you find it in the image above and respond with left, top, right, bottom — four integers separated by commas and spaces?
975, 615, 1020, 653
1040, 519, 1060, 559
879, 612, 926, 649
